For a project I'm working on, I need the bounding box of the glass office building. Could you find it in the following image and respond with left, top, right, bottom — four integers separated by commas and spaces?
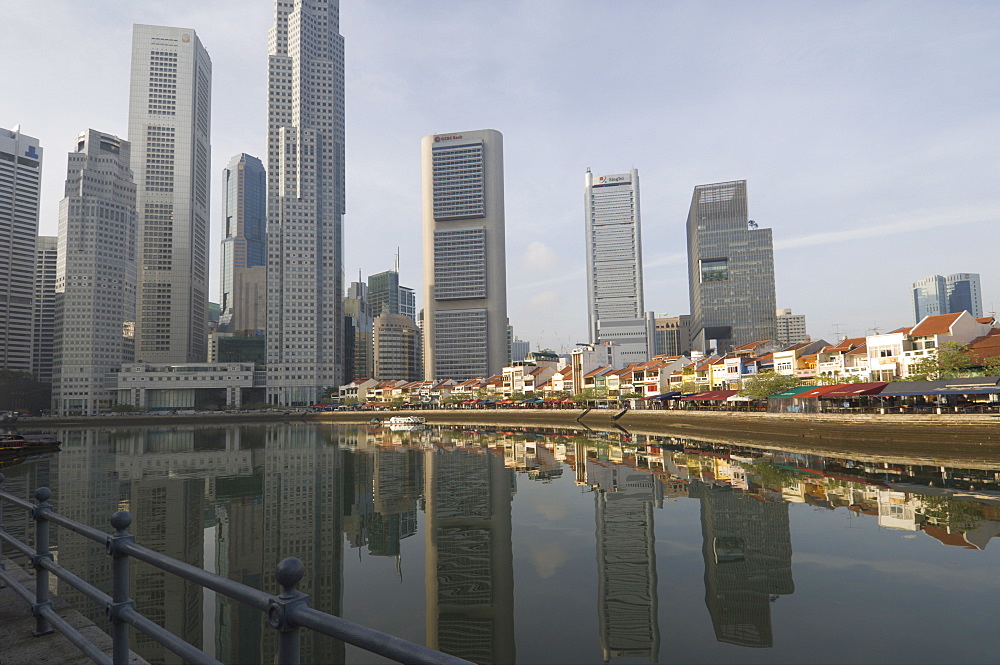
219, 153, 266, 332
687, 180, 777, 354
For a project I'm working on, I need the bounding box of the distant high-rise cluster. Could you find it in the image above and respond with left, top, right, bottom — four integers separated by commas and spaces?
422, 129, 509, 380
219, 153, 266, 333
687, 180, 777, 354
913, 273, 982, 323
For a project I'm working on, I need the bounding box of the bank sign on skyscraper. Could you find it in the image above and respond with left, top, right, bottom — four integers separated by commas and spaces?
266, 0, 346, 406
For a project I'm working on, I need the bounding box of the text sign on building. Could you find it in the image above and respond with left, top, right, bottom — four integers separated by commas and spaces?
596, 173, 631, 185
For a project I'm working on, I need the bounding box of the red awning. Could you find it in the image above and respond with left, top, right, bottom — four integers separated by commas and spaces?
789, 384, 845, 399
680, 389, 740, 401
822, 382, 888, 397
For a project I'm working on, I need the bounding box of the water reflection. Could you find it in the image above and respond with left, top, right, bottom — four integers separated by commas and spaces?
3, 422, 1000, 664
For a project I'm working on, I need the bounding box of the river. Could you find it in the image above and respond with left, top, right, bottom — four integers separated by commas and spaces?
2, 421, 999, 664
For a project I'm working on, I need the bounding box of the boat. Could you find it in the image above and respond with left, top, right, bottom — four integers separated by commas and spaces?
387, 416, 425, 425
0, 433, 61, 458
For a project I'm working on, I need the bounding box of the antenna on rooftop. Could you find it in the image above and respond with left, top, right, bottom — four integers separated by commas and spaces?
747, 219, 759, 229
869, 323, 882, 335
832, 323, 846, 340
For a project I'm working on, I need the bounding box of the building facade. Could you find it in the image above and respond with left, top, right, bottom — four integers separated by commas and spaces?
52, 130, 138, 416
128, 25, 211, 364
584, 168, 649, 360
0, 126, 43, 373
220, 153, 266, 333
652, 314, 691, 358
32, 236, 58, 383
421, 129, 509, 380
775, 308, 809, 345
687, 180, 777, 353
913, 273, 983, 322
266, 0, 346, 405
373, 313, 422, 382
343, 280, 373, 382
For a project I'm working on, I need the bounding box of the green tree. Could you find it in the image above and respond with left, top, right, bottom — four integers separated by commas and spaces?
904, 342, 977, 381
739, 371, 803, 400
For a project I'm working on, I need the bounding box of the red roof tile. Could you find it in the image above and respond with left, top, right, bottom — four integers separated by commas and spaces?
911, 312, 964, 336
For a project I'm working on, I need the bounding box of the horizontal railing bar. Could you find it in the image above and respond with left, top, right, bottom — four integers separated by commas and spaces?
0, 566, 36, 606
119, 540, 272, 611
0, 490, 35, 512
0, 529, 36, 558
43, 510, 112, 545
38, 557, 112, 607
37, 605, 113, 665
120, 606, 222, 665
291, 605, 475, 665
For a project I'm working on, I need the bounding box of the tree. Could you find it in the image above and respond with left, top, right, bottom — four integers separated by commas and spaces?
904, 342, 977, 381
739, 371, 803, 400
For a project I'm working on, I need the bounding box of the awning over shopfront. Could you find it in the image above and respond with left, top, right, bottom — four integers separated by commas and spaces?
783, 385, 844, 399
646, 392, 682, 400
681, 389, 740, 401
878, 377, 1000, 397
821, 382, 888, 397
768, 386, 818, 399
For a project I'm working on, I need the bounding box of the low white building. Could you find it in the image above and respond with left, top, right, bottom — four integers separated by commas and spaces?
117, 363, 260, 410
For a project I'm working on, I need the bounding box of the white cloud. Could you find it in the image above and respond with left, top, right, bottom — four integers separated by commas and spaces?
522, 241, 561, 272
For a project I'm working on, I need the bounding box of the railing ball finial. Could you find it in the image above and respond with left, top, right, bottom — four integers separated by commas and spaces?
275, 557, 305, 596
110, 510, 133, 534
34, 487, 52, 504
0, 472, 6, 484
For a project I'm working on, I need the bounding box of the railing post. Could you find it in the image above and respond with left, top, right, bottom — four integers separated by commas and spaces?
32, 487, 54, 636
0, 473, 5, 588
268, 557, 309, 665
106, 510, 135, 665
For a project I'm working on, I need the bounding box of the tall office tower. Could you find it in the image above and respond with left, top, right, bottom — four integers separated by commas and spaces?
368, 269, 400, 317
343, 280, 373, 381
399, 285, 416, 320
128, 25, 212, 364
32, 236, 58, 383
425, 448, 516, 664
588, 461, 662, 663
266, 0, 346, 406
373, 313, 422, 381
51, 131, 138, 416
584, 168, 650, 362
946, 273, 983, 318
690, 481, 794, 648
422, 129, 509, 380
652, 314, 691, 357
510, 338, 530, 363
219, 153, 266, 332
0, 126, 42, 373
915, 273, 983, 321
687, 180, 777, 354
775, 308, 809, 346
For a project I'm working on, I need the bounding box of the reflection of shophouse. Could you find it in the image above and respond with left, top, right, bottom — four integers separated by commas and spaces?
588, 460, 662, 663
690, 482, 794, 648
425, 448, 516, 664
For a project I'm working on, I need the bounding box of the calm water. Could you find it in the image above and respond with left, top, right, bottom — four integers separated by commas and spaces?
3, 422, 1000, 665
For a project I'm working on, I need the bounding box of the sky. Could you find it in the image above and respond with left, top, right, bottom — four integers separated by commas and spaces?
4, 0, 999, 353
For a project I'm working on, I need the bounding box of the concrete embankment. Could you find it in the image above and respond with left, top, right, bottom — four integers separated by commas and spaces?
21, 408, 1000, 467
0, 558, 148, 665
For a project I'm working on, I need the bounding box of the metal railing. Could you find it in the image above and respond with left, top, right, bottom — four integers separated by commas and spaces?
0, 474, 472, 665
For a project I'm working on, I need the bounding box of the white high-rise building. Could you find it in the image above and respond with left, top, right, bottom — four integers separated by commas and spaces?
0, 126, 42, 374
584, 168, 649, 363
52, 130, 137, 416
128, 25, 211, 364
266, 0, 346, 406
421, 129, 509, 380
32, 236, 58, 383
775, 308, 809, 346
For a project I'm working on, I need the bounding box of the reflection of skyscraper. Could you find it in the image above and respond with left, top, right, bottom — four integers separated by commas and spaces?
588, 461, 661, 663
690, 482, 794, 648
260, 425, 345, 665
425, 449, 515, 664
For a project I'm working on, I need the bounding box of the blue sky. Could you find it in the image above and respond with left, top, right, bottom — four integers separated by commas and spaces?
5, 0, 999, 352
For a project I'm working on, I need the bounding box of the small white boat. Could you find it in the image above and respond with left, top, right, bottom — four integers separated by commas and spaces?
387, 416, 425, 425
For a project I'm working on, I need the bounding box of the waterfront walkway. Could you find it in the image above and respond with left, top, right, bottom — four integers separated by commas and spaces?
0, 558, 147, 665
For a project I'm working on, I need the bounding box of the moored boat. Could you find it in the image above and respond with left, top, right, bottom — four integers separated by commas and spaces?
387, 416, 425, 425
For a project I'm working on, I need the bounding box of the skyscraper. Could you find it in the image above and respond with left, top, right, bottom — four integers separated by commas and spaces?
687, 180, 777, 354
373, 313, 422, 381
220, 153, 266, 333
912, 273, 983, 322
584, 168, 650, 362
266, 0, 346, 406
128, 25, 212, 364
422, 129, 509, 380
652, 314, 691, 357
775, 308, 809, 345
0, 126, 42, 373
32, 236, 58, 383
52, 130, 137, 416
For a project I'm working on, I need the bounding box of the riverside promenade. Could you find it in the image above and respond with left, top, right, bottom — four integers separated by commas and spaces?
0, 559, 148, 665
